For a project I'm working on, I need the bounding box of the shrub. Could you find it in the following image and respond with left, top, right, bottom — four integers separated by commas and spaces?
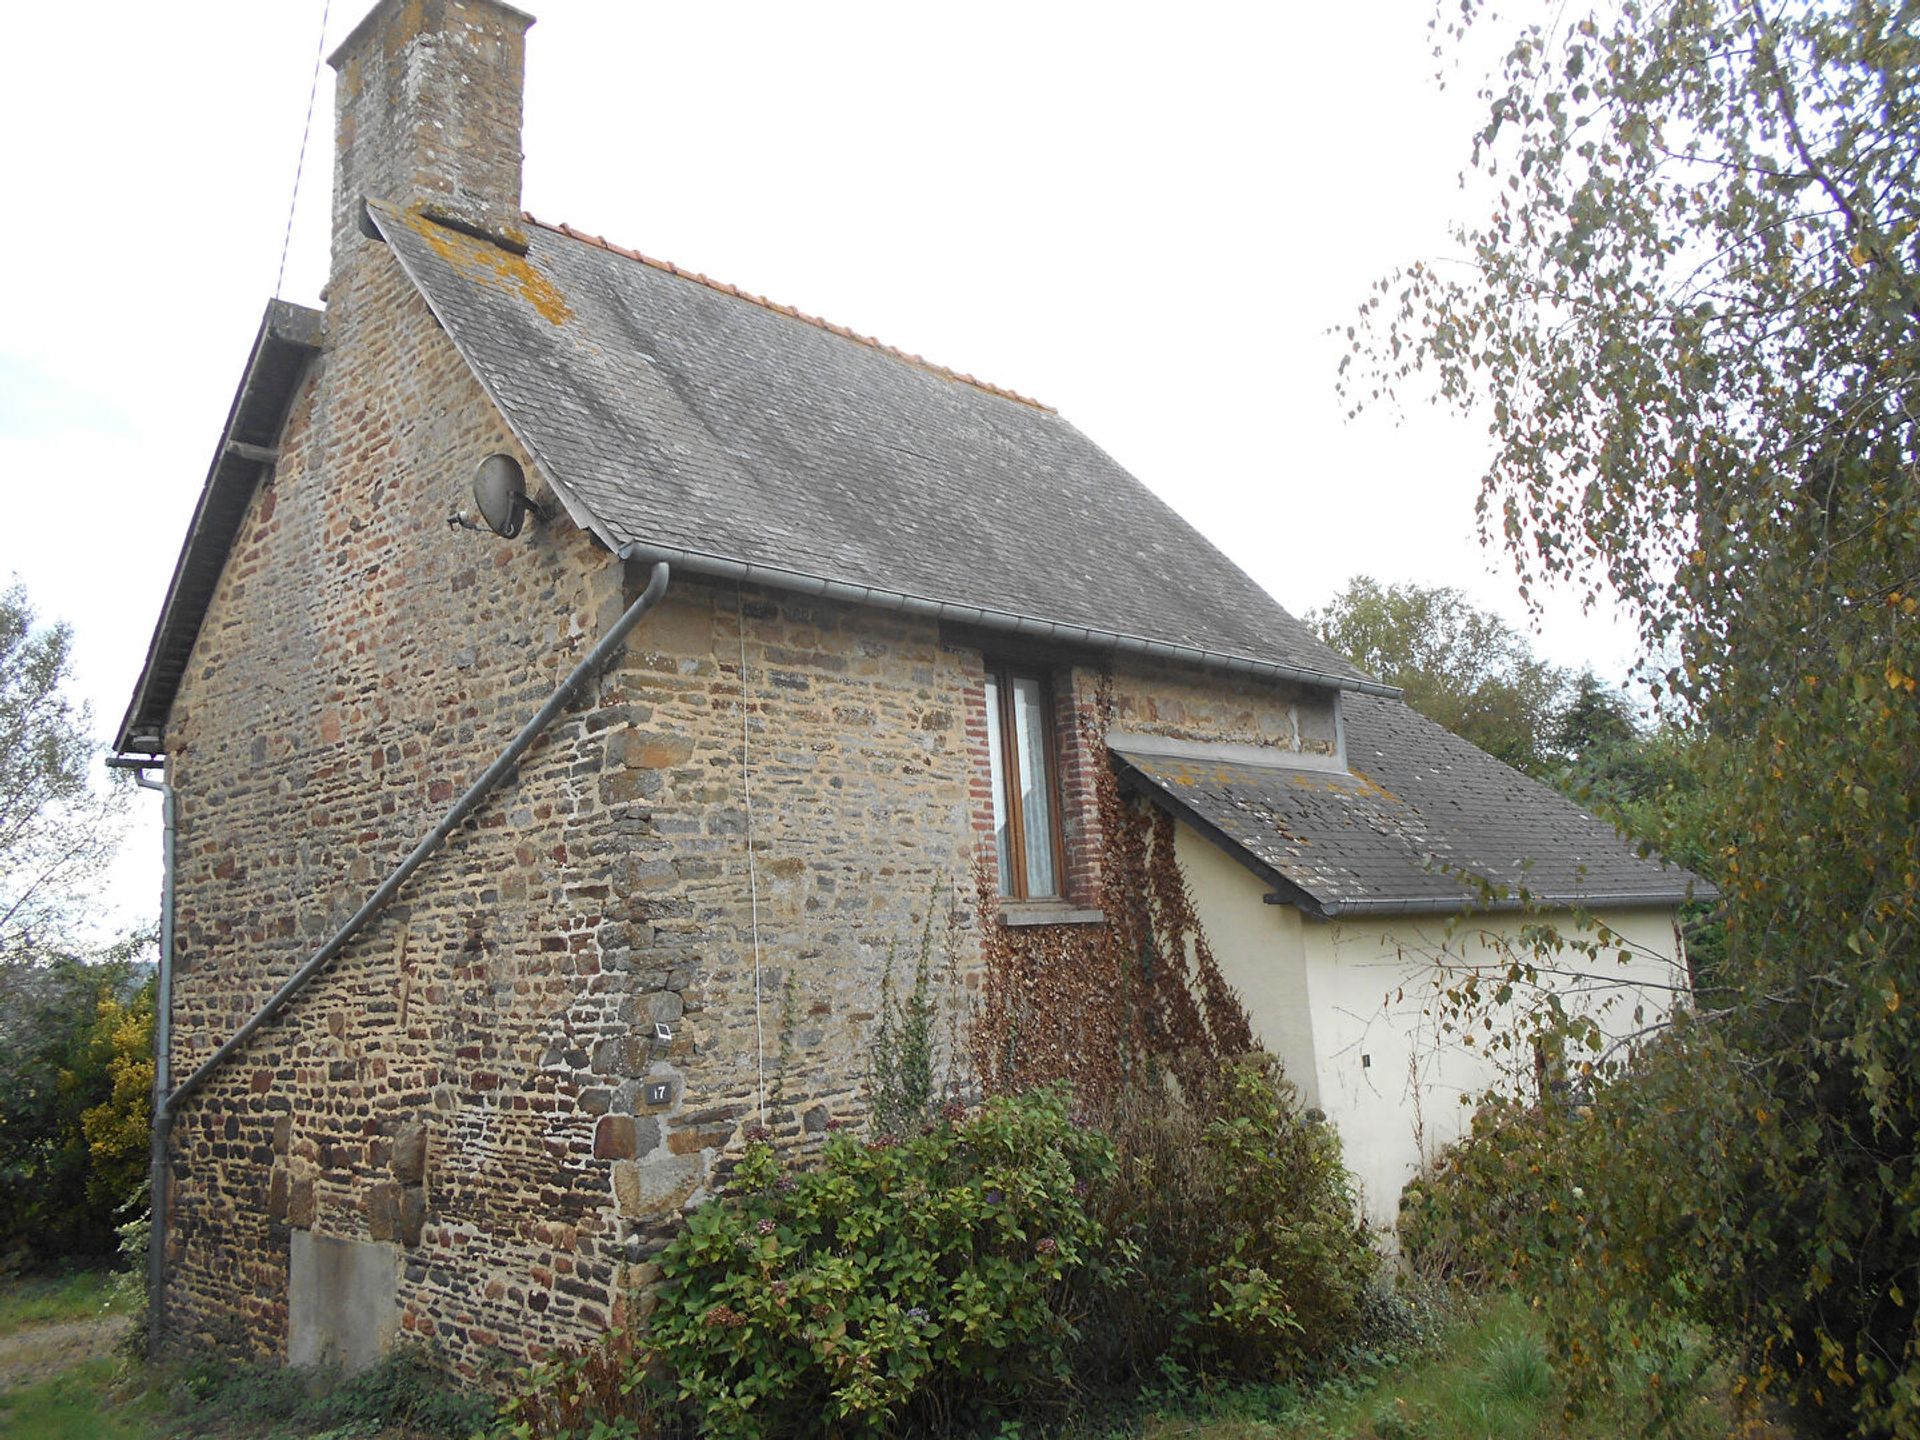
1397, 1096, 1590, 1291
167, 1343, 493, 1437
1340, 1270, 1454, 1380
494, 1325, 665, 1439
864, 894, 964, 1140
648, 1085, 1121, 1438
0, 954, 153, 1263
325, 1344, 497, 1435
1396, 1072, 1752, 1432
1090, 1057, 1377, 1381
106, 1192, 150, 1358
1480, 1328, 1553, 1406
515, 1067, 1382, 1434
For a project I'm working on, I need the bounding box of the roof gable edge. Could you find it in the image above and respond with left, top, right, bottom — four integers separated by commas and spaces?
1110, 751, 1332, 916
117, 300, 323, 754
365, 200, 621, 556
371, 205, 1403, 695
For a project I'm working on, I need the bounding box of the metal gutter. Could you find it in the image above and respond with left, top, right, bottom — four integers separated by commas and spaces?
1299, 887, 1716, 918
136, 558, 668, 1352
615, 538, 1403, 699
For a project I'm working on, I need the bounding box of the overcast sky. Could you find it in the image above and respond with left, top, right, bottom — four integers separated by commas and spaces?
0, 1, 1634, 937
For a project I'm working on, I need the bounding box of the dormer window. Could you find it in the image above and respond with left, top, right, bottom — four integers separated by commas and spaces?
983, 666, 1066, 899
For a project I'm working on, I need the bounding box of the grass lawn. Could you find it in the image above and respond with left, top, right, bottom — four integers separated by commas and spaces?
1132, 1293, 1772, 1440
0, 1351, 479, 1439
0, 1264, 490, 1438
0, 1356, 163, 1440
0, 1269, 126, 1337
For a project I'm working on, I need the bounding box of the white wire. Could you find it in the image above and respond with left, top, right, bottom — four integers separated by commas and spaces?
275, 0, 333, 299
738, 585, 767, 1123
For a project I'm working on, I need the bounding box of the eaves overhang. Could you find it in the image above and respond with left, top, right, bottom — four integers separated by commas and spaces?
117, 299, 324, 754
1297, 884, 1718, 918
615, 538, 1405, 699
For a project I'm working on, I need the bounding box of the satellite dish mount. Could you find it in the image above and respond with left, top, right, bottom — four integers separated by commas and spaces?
449, 454, 550, 538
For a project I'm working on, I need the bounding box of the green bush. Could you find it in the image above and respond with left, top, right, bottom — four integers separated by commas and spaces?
1480, 1328, 1553, 1406
494, 1325, 664, 1439
0, 954, 153, 1263
1092, 1057, 1378, 1381
1350, 1270, 1454, 1366
1397, 1097, 1590, 1291
325, 1344, 497, 1435
648, 1085, 1120, 1438
511, 1062, 1383, 1434
1395, 1071, 1758, 1432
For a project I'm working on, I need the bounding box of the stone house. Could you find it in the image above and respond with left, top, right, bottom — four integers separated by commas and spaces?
115, 0, 1704, 1375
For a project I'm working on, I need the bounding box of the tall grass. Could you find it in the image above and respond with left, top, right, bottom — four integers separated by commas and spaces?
1129, 1293, 1754, 1440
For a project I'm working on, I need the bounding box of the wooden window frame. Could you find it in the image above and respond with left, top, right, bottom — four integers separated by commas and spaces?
986, 663, 1070, 901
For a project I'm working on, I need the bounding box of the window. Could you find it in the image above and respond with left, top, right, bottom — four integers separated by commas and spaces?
983, 666, 1065, 899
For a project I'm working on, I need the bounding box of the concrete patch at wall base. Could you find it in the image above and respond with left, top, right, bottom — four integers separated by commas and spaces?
289, 1231, 401, 1373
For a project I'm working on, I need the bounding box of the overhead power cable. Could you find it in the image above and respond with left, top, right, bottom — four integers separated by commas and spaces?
275, 0, 334, 299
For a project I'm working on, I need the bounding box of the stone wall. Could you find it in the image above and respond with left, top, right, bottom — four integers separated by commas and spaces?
159, 228, 1350, 1377
164, 230, 631, 1368
329, 0, 533, 259
1101, 657, 1340, 757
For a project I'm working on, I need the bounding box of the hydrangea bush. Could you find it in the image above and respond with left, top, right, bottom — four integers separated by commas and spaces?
647, 1086, 1124, 1438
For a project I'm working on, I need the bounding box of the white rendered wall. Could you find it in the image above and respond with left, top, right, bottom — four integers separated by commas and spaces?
1173, 822, 1687, 1232
1175, 824, 1319, 1107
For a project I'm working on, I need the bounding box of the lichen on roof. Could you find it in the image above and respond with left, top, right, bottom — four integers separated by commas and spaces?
402, 207, 573, 326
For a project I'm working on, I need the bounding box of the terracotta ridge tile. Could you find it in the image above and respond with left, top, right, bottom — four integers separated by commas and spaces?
524, 211, 1054, 412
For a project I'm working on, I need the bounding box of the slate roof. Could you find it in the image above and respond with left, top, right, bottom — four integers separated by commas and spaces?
368, 202, 1388, 693
1114, 691, 1711, 917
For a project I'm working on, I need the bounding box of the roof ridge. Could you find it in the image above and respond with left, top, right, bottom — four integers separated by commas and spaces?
524, 213, 1055, 413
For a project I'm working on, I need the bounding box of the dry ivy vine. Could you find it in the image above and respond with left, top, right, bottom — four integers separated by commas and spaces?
969, 684, 1254, 1112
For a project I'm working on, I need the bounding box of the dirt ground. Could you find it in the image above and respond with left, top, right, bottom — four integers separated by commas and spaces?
0, 1311, 132, 1391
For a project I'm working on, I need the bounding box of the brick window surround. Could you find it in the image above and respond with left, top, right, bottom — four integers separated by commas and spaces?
963, 658, 1104, 910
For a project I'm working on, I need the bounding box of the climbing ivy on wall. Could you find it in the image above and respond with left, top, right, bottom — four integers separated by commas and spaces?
970, 685, 1255, 1112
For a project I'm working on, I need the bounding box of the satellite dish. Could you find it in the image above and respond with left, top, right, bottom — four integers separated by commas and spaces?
473, 454, 531, 538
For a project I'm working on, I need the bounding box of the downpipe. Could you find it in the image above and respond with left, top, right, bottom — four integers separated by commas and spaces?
104, 755, 176, 1359
115, 555, 668, 1356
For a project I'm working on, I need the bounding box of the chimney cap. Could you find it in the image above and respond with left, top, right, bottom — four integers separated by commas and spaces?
328, 0, 536, 72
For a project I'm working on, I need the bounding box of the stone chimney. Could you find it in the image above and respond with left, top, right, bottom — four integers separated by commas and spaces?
328, 0, 536, 269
